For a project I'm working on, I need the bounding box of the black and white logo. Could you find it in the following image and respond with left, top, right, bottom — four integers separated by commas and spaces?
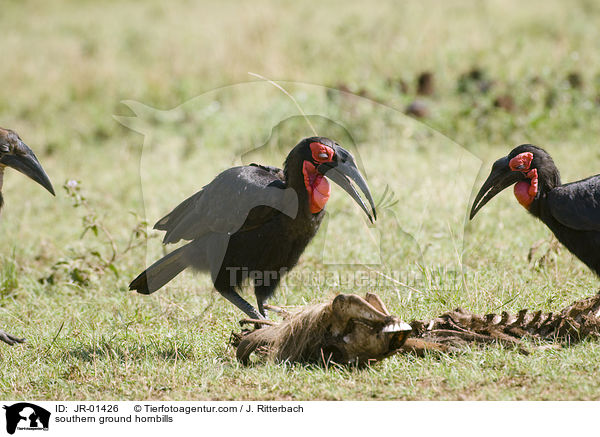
3, 403, 50, 435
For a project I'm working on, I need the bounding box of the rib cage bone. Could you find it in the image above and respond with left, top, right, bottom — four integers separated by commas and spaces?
409, 293, 600, 351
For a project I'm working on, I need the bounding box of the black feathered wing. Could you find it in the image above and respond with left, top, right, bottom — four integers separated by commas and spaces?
154, 164, 299, 244
131, 164, 299, 294
547, 174, 600, 231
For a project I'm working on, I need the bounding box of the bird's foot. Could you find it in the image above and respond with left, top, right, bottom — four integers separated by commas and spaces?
264, 304, 291, 318
0, 330, 25, 346
239, 318, 277, 329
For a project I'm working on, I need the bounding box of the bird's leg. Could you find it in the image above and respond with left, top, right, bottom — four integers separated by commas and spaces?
239, 319, 277, 327
219, 287, 264, 320
254, 282, 279, 318
0, 329, 25, 346
258, 300, 266, 318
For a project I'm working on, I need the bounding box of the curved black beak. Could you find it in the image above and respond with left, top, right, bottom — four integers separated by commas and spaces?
1, 141, 55, 195
317, 146, 377, 223
469, 156, 523, 219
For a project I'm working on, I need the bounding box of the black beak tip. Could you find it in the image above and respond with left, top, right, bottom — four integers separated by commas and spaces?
469, 198, 487, 220
470, 161, 520, 221
32, 172, 54, 196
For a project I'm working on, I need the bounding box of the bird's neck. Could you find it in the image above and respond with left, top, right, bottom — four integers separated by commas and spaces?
525, 164, 561, 217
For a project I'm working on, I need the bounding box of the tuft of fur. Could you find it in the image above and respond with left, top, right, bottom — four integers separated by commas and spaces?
236, 303, 332, 364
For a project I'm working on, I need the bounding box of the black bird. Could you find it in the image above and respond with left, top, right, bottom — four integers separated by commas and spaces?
130, 137, 376, 319
0, 127, 55, 345
470, 144, 600, 276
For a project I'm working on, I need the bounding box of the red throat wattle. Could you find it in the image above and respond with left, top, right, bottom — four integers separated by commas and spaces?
303, 161, 331, 213
513, 168, 538, 209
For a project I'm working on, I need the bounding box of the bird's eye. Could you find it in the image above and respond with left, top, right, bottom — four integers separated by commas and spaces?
509, 152, 534, 172
309, 142, 334, 163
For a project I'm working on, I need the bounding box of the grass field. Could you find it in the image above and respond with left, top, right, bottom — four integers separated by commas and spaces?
1, 0, 600, 400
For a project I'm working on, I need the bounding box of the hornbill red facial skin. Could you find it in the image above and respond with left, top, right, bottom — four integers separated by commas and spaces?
470, 144, 600, 276
129, 137, 376, 319
0, 127, 55, 345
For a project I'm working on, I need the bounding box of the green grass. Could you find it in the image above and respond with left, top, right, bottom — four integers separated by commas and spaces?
1, 0, 600, 400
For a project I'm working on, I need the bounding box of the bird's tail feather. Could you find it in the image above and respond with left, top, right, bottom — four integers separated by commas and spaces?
129, 245, 189, 294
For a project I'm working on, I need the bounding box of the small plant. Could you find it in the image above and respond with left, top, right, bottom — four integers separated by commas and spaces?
42, 180, 153, 287
527, 235, 561, 271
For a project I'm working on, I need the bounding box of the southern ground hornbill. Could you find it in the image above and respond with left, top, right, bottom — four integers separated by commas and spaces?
130, 137, 376, 319
470, 144, 600, 276
0, 128, 55, 345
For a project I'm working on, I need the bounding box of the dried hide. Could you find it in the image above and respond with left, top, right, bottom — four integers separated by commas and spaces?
233, 292, 412, 366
